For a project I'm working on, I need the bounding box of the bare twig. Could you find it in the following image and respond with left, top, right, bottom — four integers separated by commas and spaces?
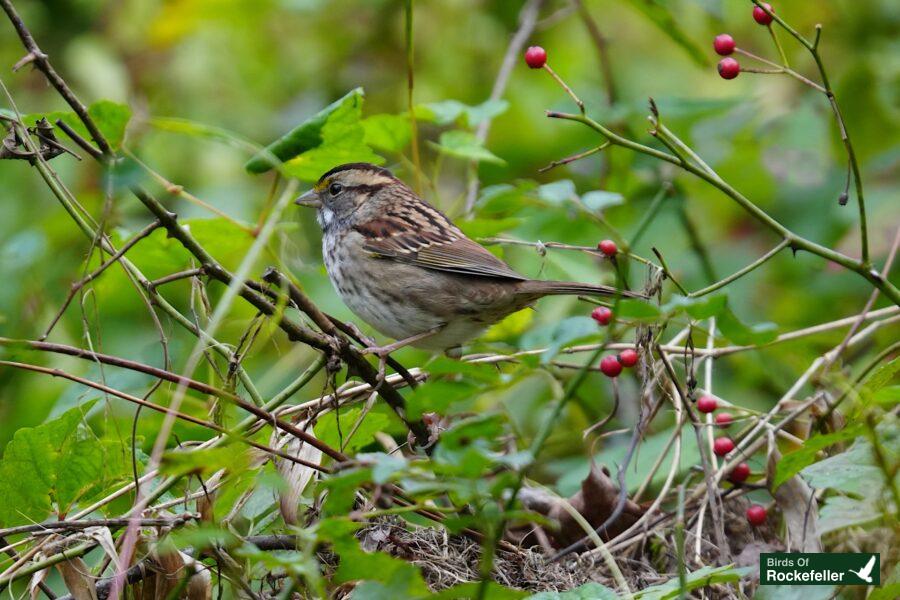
464, 0, 545, 213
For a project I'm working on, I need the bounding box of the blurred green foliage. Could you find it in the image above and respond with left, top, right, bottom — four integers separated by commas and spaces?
0, 0, 898, 595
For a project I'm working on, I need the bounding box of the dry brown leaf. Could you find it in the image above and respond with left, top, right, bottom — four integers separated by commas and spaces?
272, 420, 322, 525
56, 557, 98, 600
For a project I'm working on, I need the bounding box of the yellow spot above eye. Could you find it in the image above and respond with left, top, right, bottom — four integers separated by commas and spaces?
314, 179, 330, 193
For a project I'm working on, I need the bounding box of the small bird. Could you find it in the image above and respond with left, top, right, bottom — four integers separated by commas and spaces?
295, 163, 642, 356
848, 555, 876, 583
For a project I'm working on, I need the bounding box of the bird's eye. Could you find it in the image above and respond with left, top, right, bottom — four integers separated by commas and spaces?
328, 182, 343, 196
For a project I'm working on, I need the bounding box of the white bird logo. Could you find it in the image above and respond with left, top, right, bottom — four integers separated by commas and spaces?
848, 555, 876, 583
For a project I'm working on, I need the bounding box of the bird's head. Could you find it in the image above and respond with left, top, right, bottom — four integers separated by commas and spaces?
294, 163, 404, 231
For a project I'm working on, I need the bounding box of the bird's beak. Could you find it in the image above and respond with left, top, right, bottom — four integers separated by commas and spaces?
294, 189, 321, 208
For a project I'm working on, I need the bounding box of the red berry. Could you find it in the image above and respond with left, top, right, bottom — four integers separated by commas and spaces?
717, 57, 740, 80
696, 396, 717, 414
597, 239, 618, 256
753, 3, 774, 25
746, 504, 767, 526
618, 349, 639, 368
600, 355, 623, 378
713, 436, 735, 456
715, 412, 734, 428
729, 462, 751, 483
713, 34, 735, 56
591, 306, 613, 326
524, 46, 547, 69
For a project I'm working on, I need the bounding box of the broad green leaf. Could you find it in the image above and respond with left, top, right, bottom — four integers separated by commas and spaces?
314, 405, 392, 452
661, 294, 727, 320
662, 294, 776, 345
362, 452, 408, 484
863, 356, 899, 393
635, 565, 749, 599
753, 584, 836, 600
245, 88, 381, 175
617, 299, 662, 320
817, 494, 884, 534
536, 180, 577, 204
16, 100, 131, 152
407, 379, 480, 419
433, 415, 506, 477
415, 99, 508, 127
282, 92, 383, 180
362, 113, 411, 153
118, 218, 256, 281
328, 532, 429, 597
716, 305, 777, 345
0, 401, 129, 526
772, 424, 864, 490
800, 419, 899, 495
527, 582, 618, 599
871, 385, 900, 407
430, 130, 505, 164
160, 443, 252, 477
581, 190, 624, 211
87, 100, 132, 150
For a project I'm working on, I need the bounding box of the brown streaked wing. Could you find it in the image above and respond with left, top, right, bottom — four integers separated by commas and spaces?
356, 210, 526, 281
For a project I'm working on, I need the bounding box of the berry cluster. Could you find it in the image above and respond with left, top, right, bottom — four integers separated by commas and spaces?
696, 396, 750, 485
713, 3, 777, 80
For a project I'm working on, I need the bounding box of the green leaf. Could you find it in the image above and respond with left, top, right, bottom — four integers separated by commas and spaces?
753, 585, 836, 600
0, 401, 130, 526
314, 405, 392, 452
430, 130, 505, 164
772, 424, 864, 490
617, 299, 662, 321
362, 113, 412, 153
16, 100, 131, 152
622, 0, 709, 67
407, 379, 480, 419
817, 495, 884, 534
716, 305, 777, 345
245, 88, 381, 176
661, 294, 727, 320
160, 443, 252, 478
863, 356, 900, 392
536, 180, 577, 204
581, 190, 624, 211
527, 582, 618, 599
87, 100, 132, 150
800, 438, 884, 496
660, 294, 776, 345
634, 565, 749, 599
414, 99, 508, 127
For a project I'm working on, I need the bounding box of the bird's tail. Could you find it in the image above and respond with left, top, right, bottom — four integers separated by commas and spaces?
519, 280, 647, 299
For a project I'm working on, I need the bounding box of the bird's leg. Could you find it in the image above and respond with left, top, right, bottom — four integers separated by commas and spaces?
342, 321, 378, 348
361, 325, 444, 382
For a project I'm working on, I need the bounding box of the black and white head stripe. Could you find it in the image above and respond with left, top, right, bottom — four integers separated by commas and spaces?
316, 163, 394, 188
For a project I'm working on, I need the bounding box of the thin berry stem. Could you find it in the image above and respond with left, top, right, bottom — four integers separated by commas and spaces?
751, 0, 870, 266
689, 239, 790, 298
542, 64, 585, 114
538, 141, 609, 172
546, 110, 899, 305
767, 23, 789, 68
